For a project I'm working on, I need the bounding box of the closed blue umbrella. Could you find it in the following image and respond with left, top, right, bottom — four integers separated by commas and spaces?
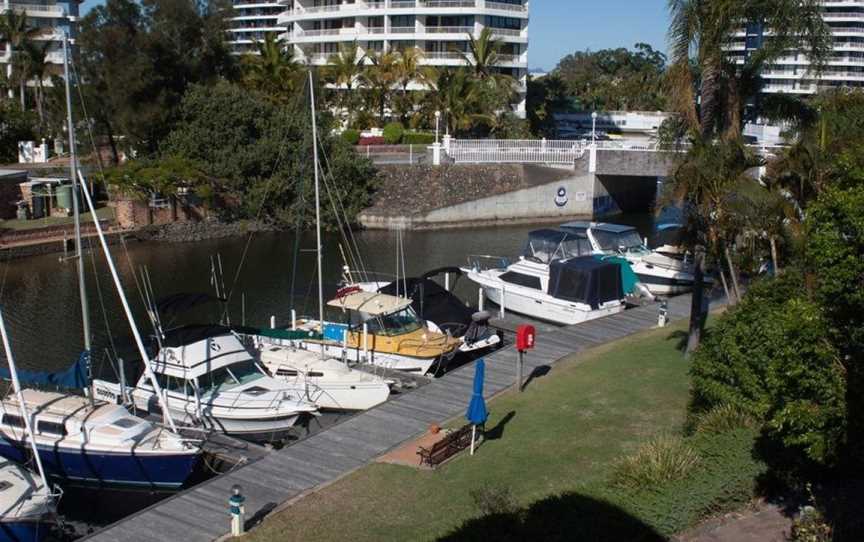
466, 359, 488, 455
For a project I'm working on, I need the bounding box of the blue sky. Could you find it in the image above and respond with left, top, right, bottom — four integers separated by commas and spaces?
78, 0, 671, 71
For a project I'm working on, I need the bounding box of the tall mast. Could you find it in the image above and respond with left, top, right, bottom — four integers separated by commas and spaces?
62, 32, 91, 363
309, 72, 325, 360
0, 308, 51, 490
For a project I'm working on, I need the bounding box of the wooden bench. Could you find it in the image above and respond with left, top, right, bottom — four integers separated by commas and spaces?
417, 424, 478, 467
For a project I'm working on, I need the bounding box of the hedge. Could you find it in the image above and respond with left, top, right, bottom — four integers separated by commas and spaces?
403, 132, 436, 145
341, 129, 360, 146
382, 122, 405, 144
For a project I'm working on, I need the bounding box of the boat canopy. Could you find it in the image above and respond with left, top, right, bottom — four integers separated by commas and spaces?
0, 351, 89, 390
547, 257, 623, 309
327, 291, 412, 316
523, 229, 592, 264
560, 221, 636, 234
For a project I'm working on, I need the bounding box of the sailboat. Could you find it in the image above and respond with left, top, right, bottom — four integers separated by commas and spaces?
0, 309, 56, 542
250, 75, 461, 375
0, 33, 201, 489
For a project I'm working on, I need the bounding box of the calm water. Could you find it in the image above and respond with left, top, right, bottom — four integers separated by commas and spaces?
0, 215, 655, 374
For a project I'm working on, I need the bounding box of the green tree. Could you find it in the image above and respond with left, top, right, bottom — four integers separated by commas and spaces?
526, 73, 571, 137
362, 50, 398, 123
555, 43, 667, 111
0, 100, 36, 163
241, 34, 304, 102
0, 10, 40, 109
325, 41, 365, 124
79, 0, 236, 156
161, 81, 376, 227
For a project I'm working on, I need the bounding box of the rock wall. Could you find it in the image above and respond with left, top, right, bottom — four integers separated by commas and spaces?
360, 164, 595, 230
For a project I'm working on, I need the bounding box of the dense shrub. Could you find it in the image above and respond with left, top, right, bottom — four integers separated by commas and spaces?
690, 274, 846, 467
382, 122, 404, 144
341, 129, 360, 146
611, 435, 700, 489
358, 136, 385, 146
403, 132, 436, 145
470, 486, 518, 517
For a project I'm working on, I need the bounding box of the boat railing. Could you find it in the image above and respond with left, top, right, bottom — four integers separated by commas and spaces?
466, 255, 511, 272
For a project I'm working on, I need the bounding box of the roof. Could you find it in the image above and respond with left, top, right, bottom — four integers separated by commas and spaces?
160, 324, 233, 348
327, 291, 412, 316
560, 221, 636, 234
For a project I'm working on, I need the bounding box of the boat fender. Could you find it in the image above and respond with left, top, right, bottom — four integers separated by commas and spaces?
635, 282, 655, 302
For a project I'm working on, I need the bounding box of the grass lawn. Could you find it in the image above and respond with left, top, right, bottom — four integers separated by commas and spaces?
249, 321, 697, 542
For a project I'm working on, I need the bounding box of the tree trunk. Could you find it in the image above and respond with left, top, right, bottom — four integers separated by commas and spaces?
724, 244, 742, 302
35, 81, 44, 125
769, 236, 781, 275
717, 265, 732, 305
102, 118, 120, 166
685, 248, 706, 357
19, 79, 25, 110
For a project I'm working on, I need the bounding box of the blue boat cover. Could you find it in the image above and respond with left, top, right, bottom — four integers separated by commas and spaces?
0, 351, 89, 390
547, 257, 623, 309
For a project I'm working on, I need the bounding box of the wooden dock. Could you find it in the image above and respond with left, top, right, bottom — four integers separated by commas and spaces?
83, 293, 713, 542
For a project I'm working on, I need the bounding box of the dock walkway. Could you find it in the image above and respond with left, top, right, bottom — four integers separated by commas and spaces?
84, 294, 710, 542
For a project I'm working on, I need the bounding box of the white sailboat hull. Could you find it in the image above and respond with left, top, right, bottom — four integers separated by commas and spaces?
292, 341, 441, 375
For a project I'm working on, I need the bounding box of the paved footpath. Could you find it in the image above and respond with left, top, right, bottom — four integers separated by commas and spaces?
85, 293, 715, 542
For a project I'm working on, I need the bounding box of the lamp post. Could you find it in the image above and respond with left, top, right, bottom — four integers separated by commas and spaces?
591, 111, 598, 145
435, 110, 441, 144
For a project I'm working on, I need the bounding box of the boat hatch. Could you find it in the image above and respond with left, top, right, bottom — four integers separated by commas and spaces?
243, 387, 269, 396
327, 291, 412, 316
0, 481, 11, 492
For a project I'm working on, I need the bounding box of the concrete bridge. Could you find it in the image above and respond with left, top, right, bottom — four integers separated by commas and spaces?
358, 137, 777, 230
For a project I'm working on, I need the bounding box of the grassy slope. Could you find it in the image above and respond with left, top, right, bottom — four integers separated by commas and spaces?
249, 321, 694, 542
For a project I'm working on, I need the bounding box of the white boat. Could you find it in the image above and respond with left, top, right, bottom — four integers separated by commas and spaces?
462, 230, 627, 325
254, 344, 391, 411
560, 221, 706, 295
0, 458, 54, 541
93, 325, 318, 442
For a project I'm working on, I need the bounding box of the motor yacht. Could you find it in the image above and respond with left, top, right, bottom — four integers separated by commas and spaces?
560, 221, 706, 295
92, 325, 318, 443
463, 230, 627, 325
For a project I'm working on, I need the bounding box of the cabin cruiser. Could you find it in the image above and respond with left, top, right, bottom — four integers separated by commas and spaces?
259, 290, 462, 375
0, 458, 54, 541
92, 325, 318, 442
462, 230, 627, 325
560, 221, 706, 295
0, 390, 200, 489
252, 344, 391, 411
353, 267, 501, 354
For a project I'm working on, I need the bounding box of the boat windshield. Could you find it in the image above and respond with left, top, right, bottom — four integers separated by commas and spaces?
200, 360, 264, 393
593, 229, 645, 253
524, 235, 591, 264
364, 307, 423, 336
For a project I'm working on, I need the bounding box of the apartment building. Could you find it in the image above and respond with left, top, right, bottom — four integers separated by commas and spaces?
227, 0, 286, 53
0, 0, 78, 81
729, 0, 864, 94
277, 0, 530, 114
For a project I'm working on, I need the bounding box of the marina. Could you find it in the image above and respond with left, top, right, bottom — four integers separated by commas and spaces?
81, 290, 718, 542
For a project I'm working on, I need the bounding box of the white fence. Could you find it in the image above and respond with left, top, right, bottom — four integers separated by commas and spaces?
446, 139, 588, 165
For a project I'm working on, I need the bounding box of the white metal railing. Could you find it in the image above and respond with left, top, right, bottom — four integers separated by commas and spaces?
485, 1, 527, 11
390, 26, 416, 33
1, 3, 64, 14
447, 139, 588, 165
490, 27, 522, 37
420, 0, 476, 7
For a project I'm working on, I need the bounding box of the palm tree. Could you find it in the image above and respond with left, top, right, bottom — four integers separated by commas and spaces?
461, 27, 514, 109
22, 40, 49, 126
362, 50, 397, 123
391, 46, 434, 125
0, 10, 40, 108
432, 68, 487, 136
326, 41, 365, 122
665, 0, 830, 353
241, 34, 304, 101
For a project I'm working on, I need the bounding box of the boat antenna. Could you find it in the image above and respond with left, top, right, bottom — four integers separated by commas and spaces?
0, 307, 51, 490
309, 72, 325, 360
62, 31, 92, 394
77, 173, 179, 433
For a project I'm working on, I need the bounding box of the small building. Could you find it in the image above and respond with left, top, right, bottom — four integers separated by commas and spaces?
0, 170, 28, 220
17, 177, 76, 220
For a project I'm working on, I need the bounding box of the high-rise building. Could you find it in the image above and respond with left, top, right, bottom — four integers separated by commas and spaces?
277, 0, 530, 115
227, 0, 286, 54
729, 0, 864, 95
0, 0, 78, 82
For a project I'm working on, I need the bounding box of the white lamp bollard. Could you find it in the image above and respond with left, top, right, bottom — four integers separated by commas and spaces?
658, 299, 668, 327
229, 484, 245, 537
291, 309, 297, 330
478, 288, 484, 313
270, 315, 276, 329
499, 286, 506, 319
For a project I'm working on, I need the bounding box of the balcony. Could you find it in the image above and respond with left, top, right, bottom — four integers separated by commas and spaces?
424, 25, 473, 33
1, 3, 65, 17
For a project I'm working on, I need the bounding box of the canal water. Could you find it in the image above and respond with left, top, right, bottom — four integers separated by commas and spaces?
0, 214, 655, 374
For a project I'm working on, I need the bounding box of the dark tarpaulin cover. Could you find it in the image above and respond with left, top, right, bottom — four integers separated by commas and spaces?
0, 351, 89, 390
547, 257, 623, 309
377, 277, 474, 334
